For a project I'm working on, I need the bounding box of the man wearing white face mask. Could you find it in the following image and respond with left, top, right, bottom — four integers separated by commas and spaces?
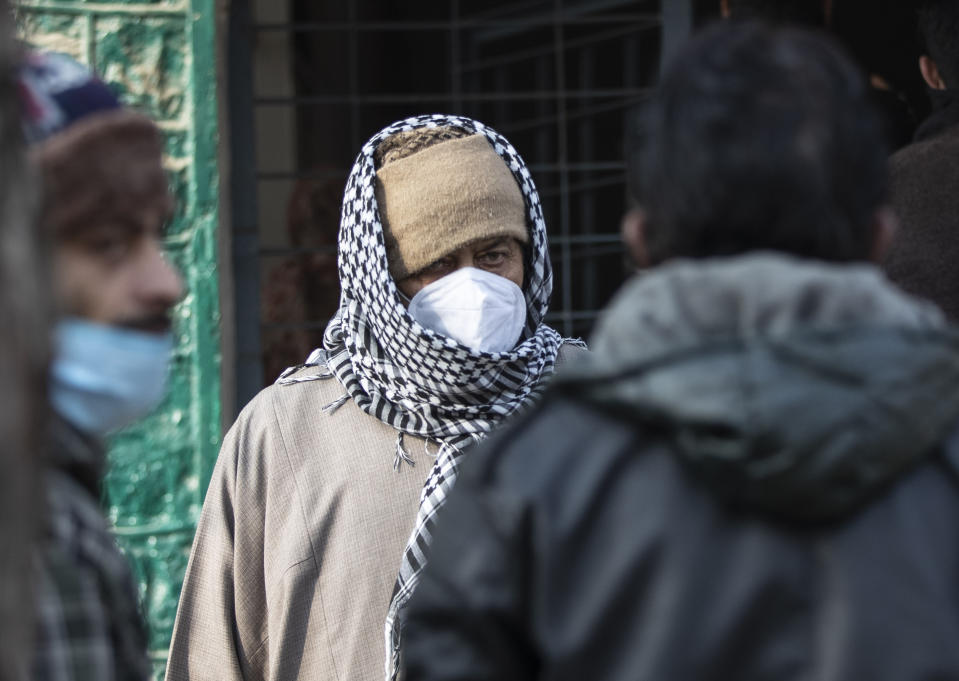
377, 128, 530, 354
21, 51, 183, 681
166, 115, 585, 681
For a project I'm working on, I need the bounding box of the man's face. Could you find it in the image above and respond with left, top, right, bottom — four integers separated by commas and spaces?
397, 236, 525, 299
54, 202, 183, 333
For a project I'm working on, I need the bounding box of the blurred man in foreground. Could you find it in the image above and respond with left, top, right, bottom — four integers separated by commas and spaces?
404, 22, 959, 681
21, 51, 183, 680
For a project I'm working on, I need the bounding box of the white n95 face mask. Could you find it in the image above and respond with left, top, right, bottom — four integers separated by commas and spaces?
408, 267, 527, 353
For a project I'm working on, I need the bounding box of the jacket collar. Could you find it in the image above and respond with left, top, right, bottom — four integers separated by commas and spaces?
914, 88, 959, 143
49, 412, 104, 497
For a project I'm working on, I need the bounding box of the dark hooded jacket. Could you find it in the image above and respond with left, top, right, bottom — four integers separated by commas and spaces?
403, 253, 959, 681
883, 89, 959, 320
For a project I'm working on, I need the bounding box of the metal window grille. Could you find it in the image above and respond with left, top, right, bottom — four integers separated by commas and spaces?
229, 0, 687, 414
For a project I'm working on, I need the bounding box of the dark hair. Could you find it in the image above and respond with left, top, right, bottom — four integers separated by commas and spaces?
725, 0, 826, 25
628, 21, 888, 264
918, 0, 959, 87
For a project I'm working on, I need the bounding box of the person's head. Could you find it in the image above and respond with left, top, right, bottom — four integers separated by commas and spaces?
624, 21, 892, 267
19, 51, 183, 434
331, 114, 554, 361
917, 0, 959, 90
21, 51, 182, 333
373, 126, 528, 300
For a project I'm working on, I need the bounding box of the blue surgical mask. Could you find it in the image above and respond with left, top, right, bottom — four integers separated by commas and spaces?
50, 318, 174, 436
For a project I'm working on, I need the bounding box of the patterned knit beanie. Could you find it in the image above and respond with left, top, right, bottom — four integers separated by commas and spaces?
374, 126, 528, 280
19, 51, 171, 237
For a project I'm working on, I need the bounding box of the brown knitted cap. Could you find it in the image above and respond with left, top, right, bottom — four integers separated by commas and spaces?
374, 132, 528, 280
31, 110, 172, 238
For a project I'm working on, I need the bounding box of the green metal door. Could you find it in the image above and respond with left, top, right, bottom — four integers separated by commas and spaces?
16, 1, 221, 677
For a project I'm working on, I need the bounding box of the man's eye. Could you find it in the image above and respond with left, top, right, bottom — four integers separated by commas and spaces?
478, 250, 507, 266
84, 232, 133, 261
423, 258, 454, 274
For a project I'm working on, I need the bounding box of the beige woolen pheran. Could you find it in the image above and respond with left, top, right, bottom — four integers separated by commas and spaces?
374, 133, 528, 280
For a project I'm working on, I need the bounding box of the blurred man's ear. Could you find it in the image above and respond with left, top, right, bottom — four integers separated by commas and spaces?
920, 55, 946, 90
871, 205, 898, 263
720, 0, 730, 18
621, 208, 649, 269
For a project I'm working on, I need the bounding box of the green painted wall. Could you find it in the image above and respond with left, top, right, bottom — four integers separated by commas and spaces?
16, 1, 221, 677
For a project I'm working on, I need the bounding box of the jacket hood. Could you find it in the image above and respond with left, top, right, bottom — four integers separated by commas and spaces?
560, 253, 959, 523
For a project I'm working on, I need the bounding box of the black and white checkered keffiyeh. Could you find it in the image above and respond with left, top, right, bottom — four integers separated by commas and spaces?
281, 113, 576, 680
